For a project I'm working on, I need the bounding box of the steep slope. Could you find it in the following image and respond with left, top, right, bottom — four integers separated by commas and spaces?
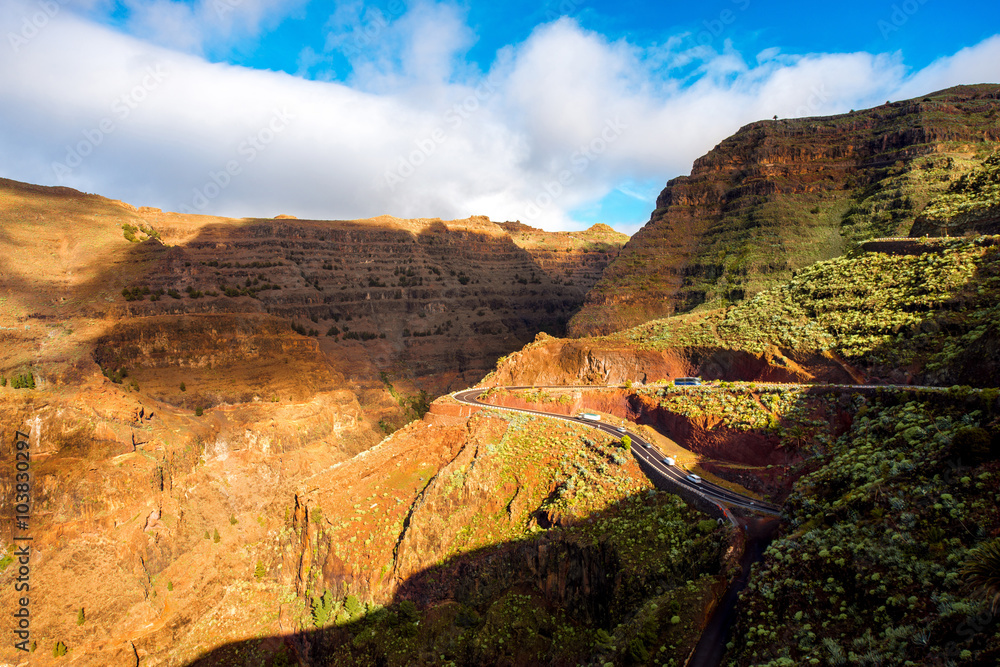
479, 234, 1000, 665
726, 391, 1000, 666
496, 221, 627, 289
0, 386, 734, 665
0, 178, 625, 434
912, 150, 1000, 236
570, 84, 1000, 336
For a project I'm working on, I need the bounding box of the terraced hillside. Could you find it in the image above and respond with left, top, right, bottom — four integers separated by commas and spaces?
0, 178, 626, 434
913, 150, 1000, 236
571, 84, 1000, 336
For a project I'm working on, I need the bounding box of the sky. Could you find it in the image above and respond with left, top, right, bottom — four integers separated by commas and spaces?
1, 1, 998, 234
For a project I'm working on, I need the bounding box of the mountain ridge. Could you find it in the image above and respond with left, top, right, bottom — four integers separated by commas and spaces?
570, 83, 1000, 336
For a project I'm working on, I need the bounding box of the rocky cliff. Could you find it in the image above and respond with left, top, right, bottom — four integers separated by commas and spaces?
0, 177, 626, 436
570, 84, 1000, 335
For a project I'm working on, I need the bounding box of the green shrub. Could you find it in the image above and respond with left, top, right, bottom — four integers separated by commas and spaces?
76, 608, 85, 625
311, 590, 335, 627
195, 407, 204, 417
344, 594, 363, 619
697, 519, 718, 534
962, 538, 1000, 612
212, 528, 220, 543
53, 641, 67, 657
254, 562, 266, 579
626, 637, 650, 663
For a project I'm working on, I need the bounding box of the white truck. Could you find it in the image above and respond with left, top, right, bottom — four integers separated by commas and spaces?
577, 413, 601, 422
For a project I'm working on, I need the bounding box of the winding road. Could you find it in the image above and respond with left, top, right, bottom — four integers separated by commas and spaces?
452, 386, 784, 519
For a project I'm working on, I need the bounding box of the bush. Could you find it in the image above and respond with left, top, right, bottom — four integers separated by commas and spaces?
180, 382, 186, 392
397, 600, 420, 623
167, 581, 173, 591
344, 594, 363, 619
311, 590, 335, 627
212, 528, 220, 543
101, 367, 125, 384
10, 373, 35, 389
254, 562, 266, 579
627, 637, 650, 663
962, 538, 1000, 612
621, 435, 631, 449
53, 641, 67, 657
195, 407, 204, 417
697, 519, 718, 534
76, 608, 85, 625
229, 514, 238, 525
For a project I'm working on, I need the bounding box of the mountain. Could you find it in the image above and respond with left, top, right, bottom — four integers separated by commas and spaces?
2, 87, 999, 666
0, 177, 625, 432
570, 84, 1000, 336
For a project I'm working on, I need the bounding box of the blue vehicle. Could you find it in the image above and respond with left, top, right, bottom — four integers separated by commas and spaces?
673, 377, 702, 386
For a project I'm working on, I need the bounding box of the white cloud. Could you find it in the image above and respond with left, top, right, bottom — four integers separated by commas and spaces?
0, 1, 997, 233
115, 0, 309, 55
892, 34, 1000, 100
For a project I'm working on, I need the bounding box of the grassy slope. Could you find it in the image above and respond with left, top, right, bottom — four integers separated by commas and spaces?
727, 393, 1000, 666
915, 151, 1000, 235
607, 237, 1000, 386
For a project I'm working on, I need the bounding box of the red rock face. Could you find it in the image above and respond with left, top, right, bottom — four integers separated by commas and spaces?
571, 85, 1000, 336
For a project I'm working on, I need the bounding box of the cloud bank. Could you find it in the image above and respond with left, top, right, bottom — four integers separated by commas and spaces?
1, 0, 998, 232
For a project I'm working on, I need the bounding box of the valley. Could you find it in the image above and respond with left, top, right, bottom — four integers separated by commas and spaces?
0, 86, 999, 666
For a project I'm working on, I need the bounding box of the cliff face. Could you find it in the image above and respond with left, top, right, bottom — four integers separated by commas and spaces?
570, 84, 1000, 336
0, 179, 625, 436
117, 211, 618, 389
496, 221, 627, 291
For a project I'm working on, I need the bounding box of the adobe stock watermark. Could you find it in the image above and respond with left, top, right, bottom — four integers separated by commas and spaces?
693, 0, 751, 54
51, 64, 170, 182
383, 71, 503, 191
878, 0, 931, 39
792, 83, 830, 118
7, 0, 69, 53
524, 116, 627, 220
178, 108, 295, 214
338, 0, 406, 59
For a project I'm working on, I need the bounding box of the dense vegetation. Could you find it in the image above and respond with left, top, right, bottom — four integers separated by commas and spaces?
726, 393, 1000, 666
918, 152, 1000, 234
617, 236, 1000, 385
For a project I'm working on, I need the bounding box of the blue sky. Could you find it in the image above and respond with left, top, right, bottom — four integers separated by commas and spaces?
1, 0, 998, 233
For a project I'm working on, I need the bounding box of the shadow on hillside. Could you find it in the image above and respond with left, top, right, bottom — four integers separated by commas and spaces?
182, 488, 731, 667
0, 205, 591, 383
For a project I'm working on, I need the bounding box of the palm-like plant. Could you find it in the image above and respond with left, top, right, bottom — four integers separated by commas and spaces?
962, 538, 1000, 613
